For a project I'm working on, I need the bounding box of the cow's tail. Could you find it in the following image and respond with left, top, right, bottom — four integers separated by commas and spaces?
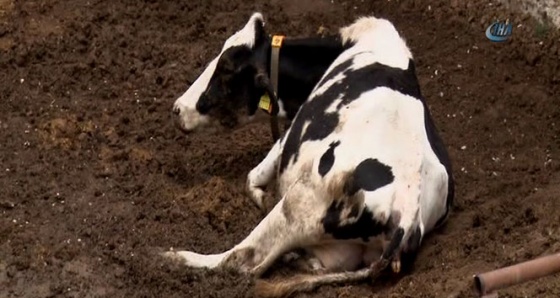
253, 268, 371, 298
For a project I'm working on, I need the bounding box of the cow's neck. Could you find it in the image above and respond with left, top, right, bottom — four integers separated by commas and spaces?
265, 35, 348, 120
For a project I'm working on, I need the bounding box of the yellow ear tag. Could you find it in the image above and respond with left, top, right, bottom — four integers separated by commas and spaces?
259, 93, 273, 114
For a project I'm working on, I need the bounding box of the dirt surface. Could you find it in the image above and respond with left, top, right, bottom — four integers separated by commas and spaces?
500, 0, 560, 29
1, 0, 560, 297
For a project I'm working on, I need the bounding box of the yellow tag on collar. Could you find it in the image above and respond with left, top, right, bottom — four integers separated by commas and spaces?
271, 35, 285, 48
259, 93, 273, 114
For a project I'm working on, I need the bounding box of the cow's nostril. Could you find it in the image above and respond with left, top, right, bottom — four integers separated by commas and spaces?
172, 106, 181, 115
174, 118, 191, 135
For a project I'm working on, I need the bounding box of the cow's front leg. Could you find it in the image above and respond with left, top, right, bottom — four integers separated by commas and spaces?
162, 250, 230, 269
163, 189, 322, 277
247, 138, 282, 209
161, 201, 291, 275
163, 178, 324, 277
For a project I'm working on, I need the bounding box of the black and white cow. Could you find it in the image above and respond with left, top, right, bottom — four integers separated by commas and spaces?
165, 14, 455, 298
172, 13, 350, 135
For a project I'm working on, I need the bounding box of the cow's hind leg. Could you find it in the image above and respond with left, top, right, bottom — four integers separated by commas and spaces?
376, 227, 405, 274
371, 202, 424, 277
253, 242, 388, 298
247, 138, 283, 209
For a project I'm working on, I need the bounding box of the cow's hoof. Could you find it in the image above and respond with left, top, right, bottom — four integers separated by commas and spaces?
391, 259, 401, 274
246, 183, 266, 210
160, 250, 200, 266
162, 250, 223, 269
281, 251, 302, 263
306, 257, 326, 273
161, 250, 184, 263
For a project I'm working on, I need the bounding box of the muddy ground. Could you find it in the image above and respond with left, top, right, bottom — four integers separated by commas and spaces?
1, 0, 560, 297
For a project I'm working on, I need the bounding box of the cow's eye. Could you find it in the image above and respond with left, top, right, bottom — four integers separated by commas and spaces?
222, 66, 234, 75
218, 59, 235, 74
221, 73, 234, 83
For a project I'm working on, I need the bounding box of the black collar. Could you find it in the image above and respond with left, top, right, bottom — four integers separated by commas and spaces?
257, 34, 285, 142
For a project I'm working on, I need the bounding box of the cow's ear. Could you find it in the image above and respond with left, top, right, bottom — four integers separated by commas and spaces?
254, 18, 266, 45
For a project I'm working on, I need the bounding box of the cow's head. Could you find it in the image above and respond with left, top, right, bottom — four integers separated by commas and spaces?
172, 12, 273, 134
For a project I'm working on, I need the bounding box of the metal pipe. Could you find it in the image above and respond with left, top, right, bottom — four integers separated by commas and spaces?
474, 252, 560, 296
